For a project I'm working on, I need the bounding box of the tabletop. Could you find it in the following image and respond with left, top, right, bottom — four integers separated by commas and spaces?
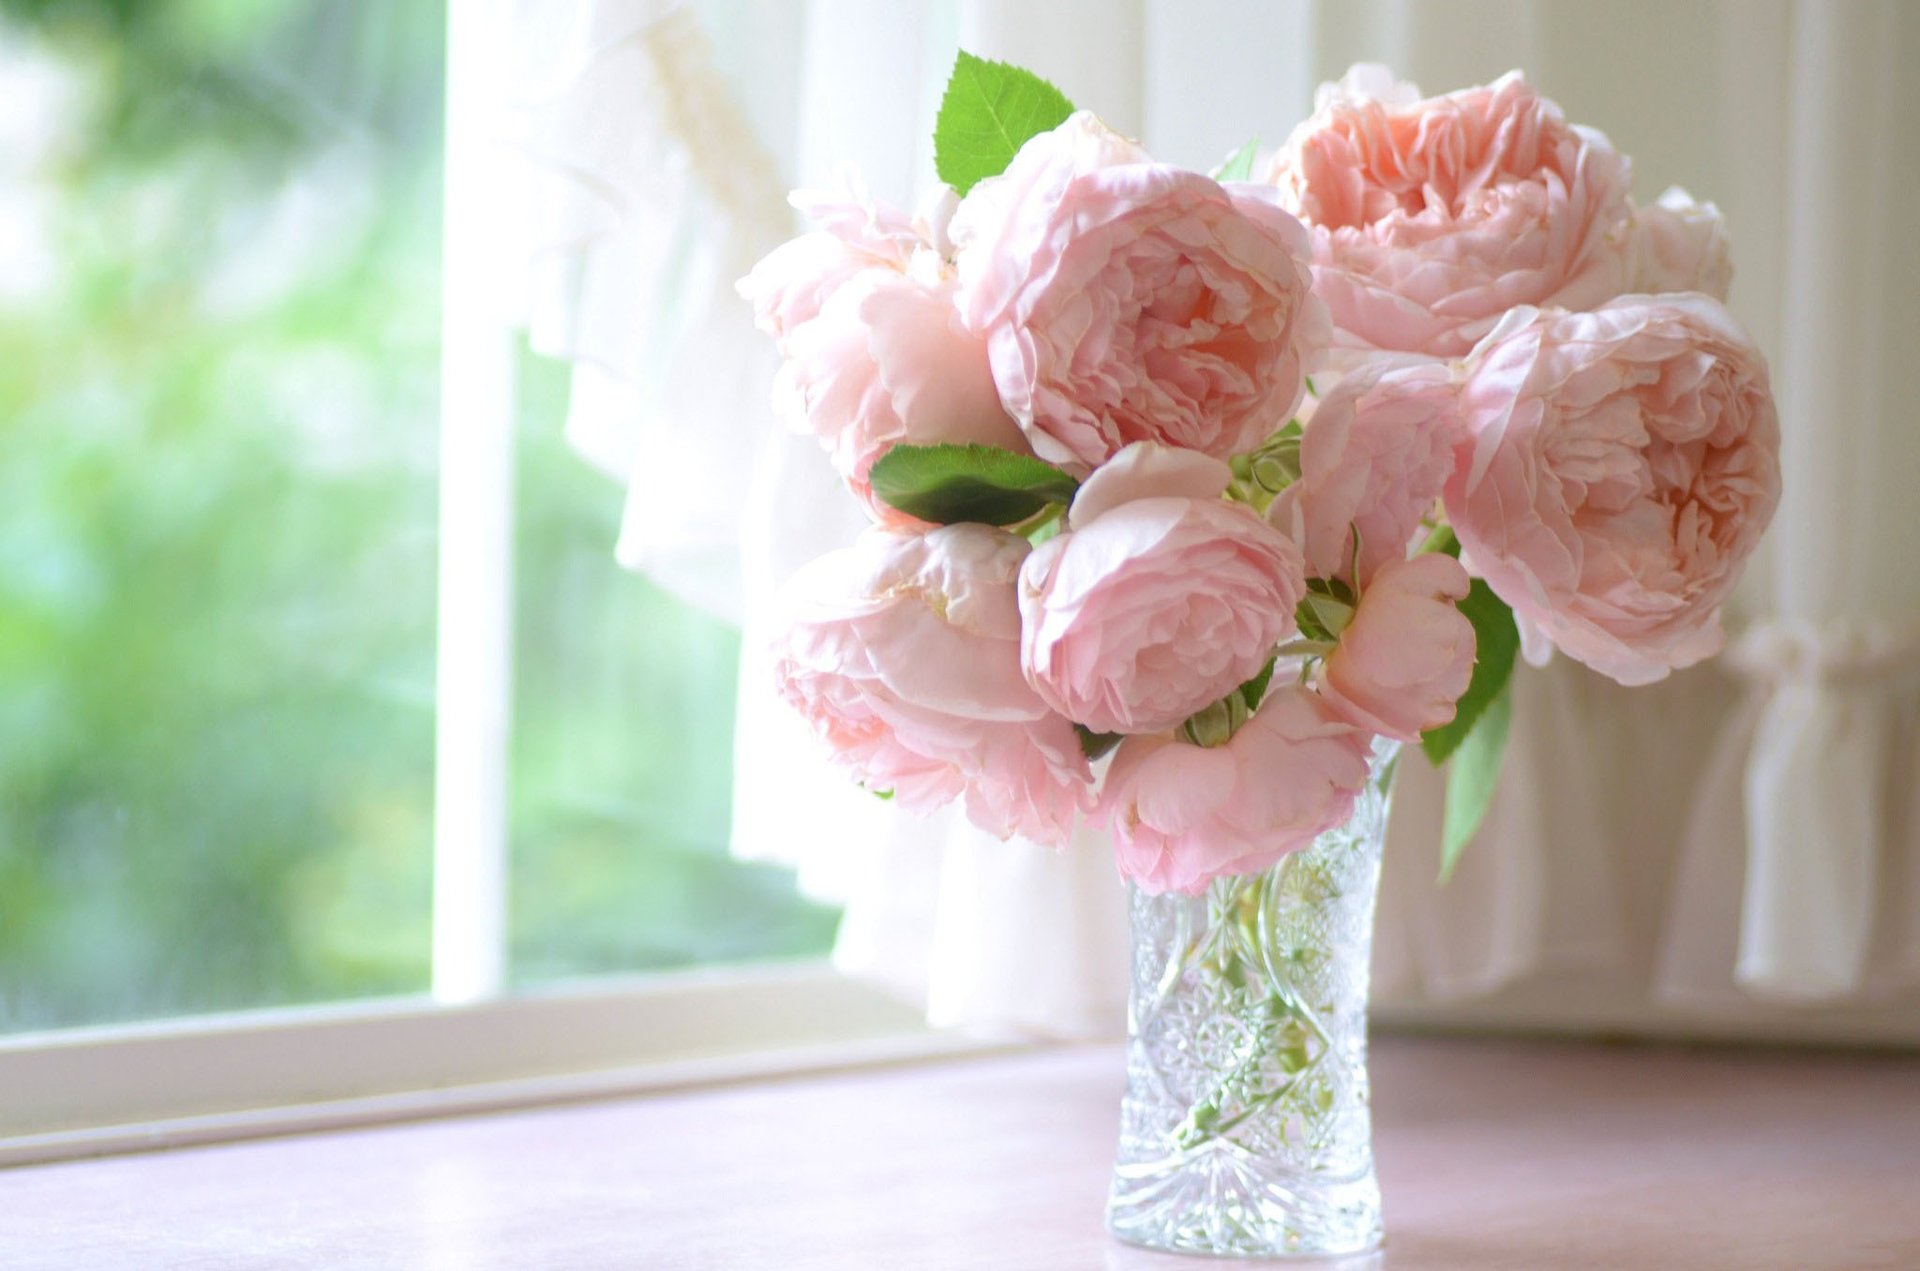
3, 1034, 1918, 1269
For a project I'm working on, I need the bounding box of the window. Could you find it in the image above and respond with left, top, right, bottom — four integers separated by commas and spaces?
1, 2, 445, 1031
0, 1, 887, 1153
505, 355, 839, 984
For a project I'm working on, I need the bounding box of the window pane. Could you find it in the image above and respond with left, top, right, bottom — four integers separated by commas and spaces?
508, 356, 837, 983
0, 3, 443, 1030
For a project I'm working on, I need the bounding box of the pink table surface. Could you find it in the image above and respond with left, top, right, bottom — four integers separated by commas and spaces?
2, 1034, 1917, 1269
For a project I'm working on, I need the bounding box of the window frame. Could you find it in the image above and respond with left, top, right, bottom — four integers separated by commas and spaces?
0, 965, 995, 1167
0, 2, 970, 1168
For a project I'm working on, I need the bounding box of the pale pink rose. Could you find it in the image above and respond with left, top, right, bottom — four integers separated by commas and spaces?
1446, 294, 1782, 686
1627, 187, 1732, 299
1311, 62, 1423, 112
1267, 360, 1460, 585
776, 267, 1027, 526
744, 172, 1023, 525
952, 111, 1327, 469
739, 170, 926, 350
1018, 443, 1306, 734
1098, 687, 1375, 894
1271, 67, 1633, 361
1317, 553, 1474, 741
771, 525, 1093, 846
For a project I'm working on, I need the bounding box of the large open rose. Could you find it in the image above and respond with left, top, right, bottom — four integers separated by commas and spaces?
1445, 293, 1782, 685
1270, 65, 1633, 361
739, 171, 928, 351
742, 178, 1025, 525
774, 266, 1026, 525
952, 112, 1326, 468
1019, 443, 1306, 735
1098, 687, 1375, 895
771, 525, 1093, 845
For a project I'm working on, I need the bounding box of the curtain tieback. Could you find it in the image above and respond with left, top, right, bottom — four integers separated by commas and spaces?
1717, 616, 1920, 1000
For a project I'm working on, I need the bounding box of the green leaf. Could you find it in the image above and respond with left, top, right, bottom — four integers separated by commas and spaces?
1294, 591, 1354, 644
1420, 579, 1518, 766
1439, 685, 1511, 881
1306, 575, 1356, 607
1239, 659, 1276, 711
1076, 724, 1122, 761
868, 443, 1079, 526
934, 51, 1076, 196
1294, 599, 1332, 644
1212, 137, 1260, 182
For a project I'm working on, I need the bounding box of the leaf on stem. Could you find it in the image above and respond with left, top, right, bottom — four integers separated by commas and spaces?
1212, 137, 1260, 182
1439, 684, 1511, 881
1075, 724, 1122, 761
1239, 659, 1276, 711
868, 443, 1079, 526
934, 51, 1076, 196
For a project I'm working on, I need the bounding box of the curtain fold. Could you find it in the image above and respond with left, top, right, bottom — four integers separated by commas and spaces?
492, 0, 1920, 1039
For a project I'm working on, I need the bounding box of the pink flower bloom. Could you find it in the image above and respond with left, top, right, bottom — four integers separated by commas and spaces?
740, 173, 1024, 526
1271, 66, 1633, 361
1019, 443, 1306, 734
1627, 186, 1732, 299
1099, 687, 1375, 894
776, 268, 1027, 526
771, 525, 1093, 846
952, 112, 1327, 469
1267, 360, 1460, 585
1317, 553, 1475, 741
738, 170, 926, 350
1446, 294, 1782, 685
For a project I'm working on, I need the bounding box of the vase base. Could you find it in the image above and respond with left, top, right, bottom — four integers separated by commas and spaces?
1106, 1230, 1383, 1265
1105, 1160, 1383, 1260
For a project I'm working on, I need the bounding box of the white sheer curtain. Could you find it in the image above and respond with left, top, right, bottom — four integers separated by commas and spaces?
489, 0, 1920, 1041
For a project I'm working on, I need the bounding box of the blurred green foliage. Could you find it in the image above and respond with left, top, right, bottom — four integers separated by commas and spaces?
0, 0, 833, 1031
509, 358, 839, 982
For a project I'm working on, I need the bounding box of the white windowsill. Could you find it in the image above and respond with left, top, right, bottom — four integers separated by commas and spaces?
0, 962, 1013, 1168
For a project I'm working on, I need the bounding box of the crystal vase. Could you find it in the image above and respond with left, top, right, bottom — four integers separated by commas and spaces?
1106, 740, 1400, 1259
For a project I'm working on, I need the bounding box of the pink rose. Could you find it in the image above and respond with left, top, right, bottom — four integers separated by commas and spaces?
739, 171, 926, 350
775, 267, 1027, 525
772, 525, 1093, 845
952, 112, 1327, 469
1317, 553, 1474, 740
1018, 443, 1306, 735
1271, 67, 1633, 361
740, 173, 1025, 526
1098, 687, 1375, 894
1446, 294, 1782, 685
1627, 187, 1732, 299
1267, 360, 1460, 585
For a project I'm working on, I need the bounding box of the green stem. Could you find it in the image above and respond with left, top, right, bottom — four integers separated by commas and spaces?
1169, 863, 1344, 1153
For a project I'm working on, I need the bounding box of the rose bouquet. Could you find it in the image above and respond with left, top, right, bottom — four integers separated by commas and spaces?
745, 55, 1779, 887
741, 53, 1781, 1257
